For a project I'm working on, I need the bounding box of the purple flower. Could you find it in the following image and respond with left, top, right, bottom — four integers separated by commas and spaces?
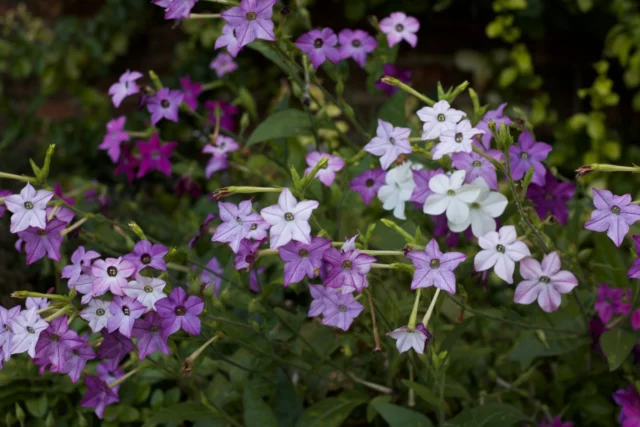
349, 168, 385, 206
123, 274, 167, 311
379, 12, 420, 48
26, 296, 49, 311
45, 205, 75, 224
406, 239, 466, 294
108, 70, 142, 108
304, 152, 345, 187
215, 24, 242, 57
629, 236, 640, 279
210, 53, 238, 77
364, 119, 412, 170
308, 285, 331, 317
476, 103, 511, 150
179, 75, 202, 110
585, 188, 640, 247
190, 213, 217, 249
61, 334, 95, 383
234, 238, 262, 270
632, 309, 640, 330
338, 29, 377, 67
526, 170, 575, 224
174, 175, 201, 199
260, 189, 319, 249
97, 361, 124, 391
451, 146, 502, 190
62, 246, 101, 287
155, 287, 204, 338
136, 134, 177, 178
80, 375, 119, 419
107, 296, 146, 338
322, 245, 376, 293
10, 307, 48, 358
205, 154, 229, 179
164, 0, 198, 20
80, 299, 113, 333
212, 200, 266, 252
147, 88, 183, 125
5, 182, 53, 233
538, 417, 573, 427
203, 135, 239, 157
508, 131, 552, 185
123, 240, 168, 274
53, 182, 75, 206
614, 385, 640, 407
205, 100, 238, 131
201, 257, 224, 295
34, 316, 83, 370
91, 257, 136, 297
321, 290, 364, 331
375, 63, 411, 96
294, 28, 340, 69
387, 324, 432, 354
114, 144, 139, 183
220, 0, 276, 51
0, 189, 12, 217
17, 219, 66, 265
621, 403, 640, 426
99, 116, 130, 163
278, 237, 331, 286
514, 252, 578, 313
249, 266, 264, 293
0, 305, 20, 363
132, 312, 170, 360
594, 283, 631, 323
97, 330, 134, 364
409, 168, 444, 206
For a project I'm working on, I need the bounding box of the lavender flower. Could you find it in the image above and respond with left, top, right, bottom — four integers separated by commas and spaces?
5, 183, 53, 233
260, 188, 319, 249
406, 239, 466, 294
205, 100, 238, 131
433, 119, 483, 160
34, 316, 83, 370
526, 170, 575, 224
278, 237, 331, 286
10, 307, 48, 358
155, 287, 204, 337
147, 88, 183, 125
375, 64, 411, 96
0, 190, 12, 217
629, 236, 640, 279
210, 52, 238, 77
508, 131, 552, 185
451, 146, 502, 190
474, 226, 531, 284
349, 169, 385, 206
205, 153, 229, 179
179, 75, 202, 110
137, 134, 177, 178
476, 103, 511, 150
308, 285, 331, 317
61, 334, 95, 383
154, 0, 198, 20
107, 296, 146, 338
80, 375, 119, 419
295, 28, 340, 69
322, 241, 376, 293
99, 116, 130, 163
337, 29, 377, 67
321, 291, 364, 331
62, 246, 101, 287
96, 330, 134, 364
215, 24, 241, 57
201, 256, 224, 295
0, 306, 20, 363
379, 12, 420, 48
132, 312, 170, 360
123, 240, 168, 274
234, 239, 261, 270
212, 200, 266, 252
584, 188, 640, 247
80, 299, 113, 333
108, 70, 142, 108
409, 168, 443, 206
304, 152, 345, 187
220, 0, 276, 52
386, 324, 432, 354
91, 257, 136, 297
123, 274, 167, 311
364, 119, 412, 170
18, 219, 66, 265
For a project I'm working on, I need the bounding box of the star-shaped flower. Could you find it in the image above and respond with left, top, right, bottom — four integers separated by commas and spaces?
136, 134, 177, 178
108, 70, 143, 108
379, 12, 420, 47
508, 131, 552, 185
278, 237, 331, 286
34, 316, 83, 370
417, 100, 465, 140
220, 0, 276, 52
321, 291, 365, 331
5, 183, 53, 233
123, 240, 168, 274
210, 52, 239, 77
123, 274, 167, 311
10, 307, 48, 358
447, 177, 507, 238
212, 200, 266, 252
432, 119, 484, 160
364, 119, 412, 170
406, 239, 466, 294
80, 375, 119, 419
147, 88, 183, 126
91, 257, 136, 297
18, 219, 66, 265
585, 188, 640, 247
338, 29, 377, 67
215, 24, 242, 57
155, 287, 204, 338
79, 299, 113, 333
349, 168, 386, 206
99, 116, 130, 163
386, 323, 432, 354
423, 170, 481, 225
451, 145, 503, 190
474, 225, 531, 284
377, 162, 416, 220
62, 246, 101, 287
322, 239, 377, 293
260, 188, 319, 249
107, 296, 146, 338
132, 312, 170, 360
304, 152, 345, 187
295, 28, 340, 69
526, 170, 575, 225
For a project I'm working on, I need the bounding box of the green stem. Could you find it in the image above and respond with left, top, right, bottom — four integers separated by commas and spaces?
366, 288, 383, 352
407, 289, 422, 328
188, 13, 221, 18
421, 288, 441, 325
167, 262, 191, 273
61, 217, 89, 237
108, 363, 148, 389
347, 372, 393, 394
183, 334, 223, 373
0, 172, 37, 183
381, 76, 436, 106
361, 250, 405, 256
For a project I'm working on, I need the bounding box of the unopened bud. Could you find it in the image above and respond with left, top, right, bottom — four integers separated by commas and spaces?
575, 165, 593, 178
211, 187, 231, 200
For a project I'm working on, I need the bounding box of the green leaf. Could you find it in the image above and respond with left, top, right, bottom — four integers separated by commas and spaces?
508, 333, 591, 370
25, 395, 47, 418
295, 394, 366, 427
243, 381, 277, 427
444, 403, 531, 426
370, 402, 434, 426
246, 109, 312, 145
367, 396, 393, 422
143, 402, 223, 426
275, 369, 302, 427
402, 380, 444, 410
600, 328, 636, 371
377, 91, 407, 126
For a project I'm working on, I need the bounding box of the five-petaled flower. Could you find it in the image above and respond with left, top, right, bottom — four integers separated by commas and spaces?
417, 100, 465, 141
432, 119, 484, 160
379, 12, 420, 47
5, 183, 53, 234
406, 239, 466, 294
304, 152, 345, 187
474, 225, 531, 284
508, 130, 552, 186
220, 0, 277, 53
212, 200, 266, 253
295, 28, 340, 69
146, 88, 183, 126
260, 188, 319, 249
155, 287, 204, 338
377, 162, 416, 220
365, 119, 412, 170
423, 170, 481, 225
386, 324, 432, 354
108, 70, 143, 108
584, 188, 640, 247
338, 29, 377, 67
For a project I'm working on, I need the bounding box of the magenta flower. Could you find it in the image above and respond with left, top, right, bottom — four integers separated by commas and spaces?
538, 417, 573, 427
338, 29, 377, 67
322, 245, 376, 293
212, 200, 266, 252
321, 291, 364, 331
278, 237, 331, 286
155, 287, 204, 337
379, 12, 420, 47
10, 307, 48, 358
96, 330, 134, 364
91, 257, 136, 297
108, 70, 142, 107
174, 175, 201, 199
203, 135, 239, 157
260, 189, 319, 249
18, 219, 66, 265
99, 116, 130, 163
132, 312, 170, 360
364, 119, 412, 170
34, 316, 83, 370
304, 152, 345, 187
406, 239, 466, 294
107, 296, 146, 338
220, 0, 276, 51
215, 24, 242, 57
114, 144, 139, 183
201, 257, 224, 295
147, 88, 183, 125
5, 182, 53, 233
79, 299, 113, 333
234, 238, 261, 270
210, 52, 239, 77
136, 134, 177, 178
409, 168, 444, 206
526, 170, 575, 224
508, 131, 552, 185
585, 188, 640, 247
476, 103, 511, 150
594, 283, 631, 323
123, 240, 168, 274
632, 309, 640, 330
249, 265, 264, 293
349, 168, 385, 206
514, 252, 578, 313
164, 0, 198, 20
451, 146, 502, 190
205, 100, 238, 131
61, 334, 95, 383
629, 236, 640, 279
97, 361, 124, 391
375, 63, 411, 96
295, 28, 340, 69
62, 246, 101, 287
0, 189, 12, 217
80, 375, 119, 419
179, 75, 202, 110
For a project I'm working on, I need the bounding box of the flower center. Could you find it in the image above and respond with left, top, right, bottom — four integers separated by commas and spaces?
520, 152, 529, 160
73, 349, 80, 356
339, 305, 347, 312
107, 266, 118, 277
144, 285, 154, 293
151, 151, 161, 160
471, 202, 480, 209
246, 11, 257, 20
611, 205, 621, 215
236, 217, 243, 224
175, 306, 186, 316
389, 137, 396, 145
24, 201, 34, 210
437, 113, 446, 122
3, 324, 10, 332
27, 326, 35, 334
298, 248, 309, 257
342, 260, 352, 270
150, 325, 159, 332
96, 308, 105, 316
314, 38, 323, 48
540, 276, 551, 284
430, 259, 440, 269
37, 229, 47, 236
250, 223, 257, 230
454, 133, 463, 143
365, 179, 374, 187
446, 189, 456, 196
161, 99, 170, 108
51, 333, 60, 342
122, 306, 130, 316
141, 254, 152, 264
352, 39, 361, 47
395, 23, 404, 32
284, 212, 294, 221
472, 160, 482, 167
496, 244, 505, 253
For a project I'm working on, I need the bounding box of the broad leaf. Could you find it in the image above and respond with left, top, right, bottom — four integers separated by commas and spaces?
371, 402, 435, 427
243, 382, 277, 427
295, 394, 366, 427
377, 91, 407, 126
275, 369, 303, 427
507, 332, 591, 370
444, 403, 531, 427
246, 109, 312, 145
143, 402, 223, 426
402, 380, 444, 410
600, 328, 636, 371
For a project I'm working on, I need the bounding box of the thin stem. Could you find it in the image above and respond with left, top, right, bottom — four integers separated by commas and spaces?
187, 13, 221, 19
183, 334, 222, 374
108, 363, 148, 389
43, 306, 71, 322
61, 217, 89, 237
371, 263, 396, 269
407, 289, 422, 328
366, 288, 382, 352
422, 288, 441, 326
381, 76, 436, 106
0, 172, 37, 183
360, 250, 405, 256
408, 363, 415, 407
167, 262, 191, 273
348, 372, 393, 394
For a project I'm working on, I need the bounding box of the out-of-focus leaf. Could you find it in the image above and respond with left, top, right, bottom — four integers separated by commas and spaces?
600, 328, 636, 371
246, 109, 312, 145
295, 394, 366, 427
370, 402, 435, 426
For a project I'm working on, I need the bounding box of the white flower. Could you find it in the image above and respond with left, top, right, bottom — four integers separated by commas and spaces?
377, 162, 416, 220
260, 188, 319, 249
474, 225, 531, 284
10, 307, 48, 358
79, 299, 112, 333
417, 100, 465, 140
432, 119, 484, 160
386, 325, 431, 354
123, 273, 167, 311
364, 119, 412, 170
448, 177, 508, 237
4, 183, 53, 233
423, 170, 481, 224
